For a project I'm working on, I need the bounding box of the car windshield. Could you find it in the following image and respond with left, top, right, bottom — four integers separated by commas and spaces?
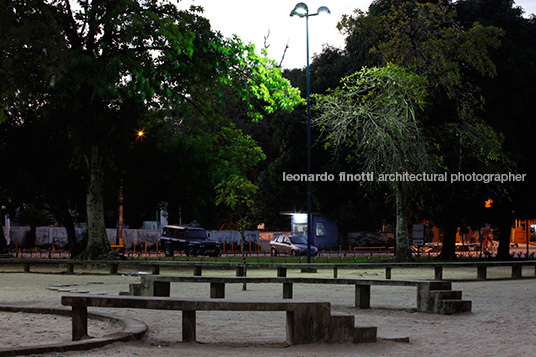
289, 236, 308, 244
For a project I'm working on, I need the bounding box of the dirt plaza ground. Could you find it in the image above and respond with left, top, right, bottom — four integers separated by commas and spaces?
1, 264, 536, 356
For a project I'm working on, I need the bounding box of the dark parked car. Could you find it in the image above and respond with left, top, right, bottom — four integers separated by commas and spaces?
269, 235, 318, 257
160, 225, 221, 257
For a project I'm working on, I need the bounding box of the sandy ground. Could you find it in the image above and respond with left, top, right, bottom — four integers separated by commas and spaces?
1, 265, 536, 356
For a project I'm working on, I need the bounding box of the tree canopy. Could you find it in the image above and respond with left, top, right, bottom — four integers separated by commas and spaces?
0, 0, 302, 259
272, 0, 525, 258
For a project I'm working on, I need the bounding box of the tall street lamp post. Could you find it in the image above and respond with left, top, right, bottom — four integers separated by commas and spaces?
290, 3, 330, 264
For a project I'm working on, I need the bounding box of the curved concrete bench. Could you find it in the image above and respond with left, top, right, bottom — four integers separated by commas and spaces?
0, 305, 147, 356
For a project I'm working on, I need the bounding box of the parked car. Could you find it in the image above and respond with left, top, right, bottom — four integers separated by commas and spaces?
270, 235, 318, 257
160, 225, 221, 257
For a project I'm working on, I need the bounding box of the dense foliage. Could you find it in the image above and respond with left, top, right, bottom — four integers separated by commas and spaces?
0, 0, 301, 259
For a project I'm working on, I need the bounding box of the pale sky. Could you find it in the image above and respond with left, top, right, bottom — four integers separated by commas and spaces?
177, 0, 536, 69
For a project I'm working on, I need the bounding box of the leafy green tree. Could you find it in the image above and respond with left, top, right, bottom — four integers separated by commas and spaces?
338, 0, 509, 259
120, 116, 267, 228
215, 174, 258, 288
455, 0, 536, 259
313, 64, 431, 261
1, 1, 301, 259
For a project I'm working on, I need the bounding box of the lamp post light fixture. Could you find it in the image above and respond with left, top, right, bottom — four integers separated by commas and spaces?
290, 3, 330, 264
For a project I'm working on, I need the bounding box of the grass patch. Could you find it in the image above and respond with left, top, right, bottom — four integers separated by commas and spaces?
130, 254, 394, 264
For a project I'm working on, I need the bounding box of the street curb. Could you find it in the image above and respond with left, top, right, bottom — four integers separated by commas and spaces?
0, 305, 147, 356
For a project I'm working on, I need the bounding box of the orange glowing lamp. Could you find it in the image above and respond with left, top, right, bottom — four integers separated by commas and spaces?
136, 129, 146, 140
485, 198, 493, 208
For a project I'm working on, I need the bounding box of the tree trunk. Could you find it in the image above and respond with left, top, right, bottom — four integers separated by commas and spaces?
439, 218, 458, 260
26, 226, 37, 248
78, 145, 117, 260
496, 204, 512, 260
51, 205, 79, 258
395, 187, 411, 261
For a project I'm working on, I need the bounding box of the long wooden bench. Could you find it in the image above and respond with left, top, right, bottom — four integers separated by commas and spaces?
127, 275, 471, 315
61, 295, 377, 345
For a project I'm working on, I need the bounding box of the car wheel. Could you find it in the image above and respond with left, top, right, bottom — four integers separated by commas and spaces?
291, 250, 298, 257
164, 242, 174, 257
271, 247, 277, 257
187, 247, 197, 257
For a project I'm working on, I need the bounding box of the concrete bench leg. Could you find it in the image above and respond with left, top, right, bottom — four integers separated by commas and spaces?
283, 282, 293, 299
277, 267, 287, 277
110, 263, 118, 274
334, 267, 338, 279
286, 304, 331, 344
23, 263, 30, 273
236, 266, 246, 277
434, 266, 443, 280
210, 282, 225, 298
182, 310, 196, 342
154, 281, 171, 297
477, 266, 487, 280
512, 265, 522, 278
193, 266, 202, 276
151, 265, 160, 275
385, 267, 391, 279
72, 306, 88, 341
66, 263, 74, 274
286, 311, 295, 344
355, 285, 371, 309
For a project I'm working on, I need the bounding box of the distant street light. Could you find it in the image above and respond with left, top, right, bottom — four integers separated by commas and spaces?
290, 3, 330, 264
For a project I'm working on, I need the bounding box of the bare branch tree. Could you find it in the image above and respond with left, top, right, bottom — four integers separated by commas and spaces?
279, 41, 289, 68
313, 63, 433, 260
263, 29, 270, 50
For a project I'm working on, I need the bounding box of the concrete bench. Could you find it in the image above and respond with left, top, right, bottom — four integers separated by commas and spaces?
127, 275, 471, 314
158, 261, 536, 281
2, 258, 536, 282
428, 262, 531, 280
61, 294, 376, 345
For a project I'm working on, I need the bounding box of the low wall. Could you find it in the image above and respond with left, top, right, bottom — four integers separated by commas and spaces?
8, 226, 262, 249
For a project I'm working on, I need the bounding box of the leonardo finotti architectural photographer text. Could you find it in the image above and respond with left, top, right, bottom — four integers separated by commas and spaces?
282, 172, 527, 184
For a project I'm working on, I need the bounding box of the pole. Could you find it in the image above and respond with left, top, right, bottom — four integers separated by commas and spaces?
526, 219, 529, 258
306, 14, 312, 265
117, 179, 124, 247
